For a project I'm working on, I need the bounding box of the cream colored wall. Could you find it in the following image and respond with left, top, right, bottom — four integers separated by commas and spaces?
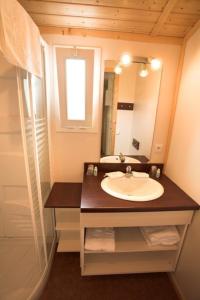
165, 28, 200, 300
114, 64, 137, 155
165, 30, 200, 202
114, 110, 135, 155
43, 34, 180, 181
118, 64, 137, 101
133, 66, 162, 158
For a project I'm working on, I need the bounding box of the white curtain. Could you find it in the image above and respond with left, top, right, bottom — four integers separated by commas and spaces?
0, 0, 42, 77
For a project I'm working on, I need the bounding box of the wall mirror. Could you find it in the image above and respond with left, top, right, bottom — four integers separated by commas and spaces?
100, 57, 162, 163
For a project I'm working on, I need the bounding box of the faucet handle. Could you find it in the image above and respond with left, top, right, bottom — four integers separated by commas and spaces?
119, 152, 125, 163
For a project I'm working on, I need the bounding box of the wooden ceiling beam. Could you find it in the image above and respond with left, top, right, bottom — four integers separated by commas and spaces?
19, 0, 160, 23
39, 26, 183, 45
184, 19, 200, 42
19, 0, 200, 40
32, 13, 155, 34
151, 0, 179, 36
29, 0, 166, 11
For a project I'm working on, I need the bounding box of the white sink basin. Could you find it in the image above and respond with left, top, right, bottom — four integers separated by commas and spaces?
101, 175, 164, 202
100, 156, 141, 163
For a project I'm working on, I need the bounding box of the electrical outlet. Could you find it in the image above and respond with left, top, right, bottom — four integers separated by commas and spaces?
155, 144, 163, 152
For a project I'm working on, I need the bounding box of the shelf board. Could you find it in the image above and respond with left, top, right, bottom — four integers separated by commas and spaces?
57, 230, 80, 252
84, 227, 178, 254
83, 251, 175, 276
45, 183, 81, 208
56, 223, 80, 231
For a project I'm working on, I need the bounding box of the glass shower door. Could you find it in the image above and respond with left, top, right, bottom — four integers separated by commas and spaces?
0, 56, 41, 300
0, 42, 55, 300
31, 63, 55, 258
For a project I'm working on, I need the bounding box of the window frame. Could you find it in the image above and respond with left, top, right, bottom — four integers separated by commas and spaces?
54, 45, 101, 133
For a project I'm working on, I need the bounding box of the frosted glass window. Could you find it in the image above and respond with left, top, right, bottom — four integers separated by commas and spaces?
65, 58, 86, 120
55, 46, 101, 131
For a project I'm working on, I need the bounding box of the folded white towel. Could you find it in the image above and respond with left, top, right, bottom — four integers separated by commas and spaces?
132, 171, 149, 178
85, 228, 115, 252
105, 171, 124, 178
140, 226, 180, 246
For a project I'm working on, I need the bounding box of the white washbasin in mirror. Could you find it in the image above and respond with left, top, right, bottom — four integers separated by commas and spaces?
101, 175, 164, 202
100, 156, 141, 163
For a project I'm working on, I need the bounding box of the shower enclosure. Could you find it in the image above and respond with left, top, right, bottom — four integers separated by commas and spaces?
0, 44, 55, 300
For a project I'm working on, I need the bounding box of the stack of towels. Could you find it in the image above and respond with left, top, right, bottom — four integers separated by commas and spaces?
105, 171, 124, 178
140, 226, 180, 246
85, 227, 115, 252
132, 171, 149, 178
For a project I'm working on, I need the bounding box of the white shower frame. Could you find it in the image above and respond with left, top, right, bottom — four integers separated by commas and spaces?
16, 39, 56, 299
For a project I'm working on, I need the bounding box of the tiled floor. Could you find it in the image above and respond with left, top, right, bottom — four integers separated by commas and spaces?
40, 252, 179, 300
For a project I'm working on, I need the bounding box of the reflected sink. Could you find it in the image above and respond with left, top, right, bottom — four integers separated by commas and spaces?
101, 175, 164, 202
100, 156, 141, 163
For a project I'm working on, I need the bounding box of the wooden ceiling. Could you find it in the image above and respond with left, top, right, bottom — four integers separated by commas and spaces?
19, 0, 200, 43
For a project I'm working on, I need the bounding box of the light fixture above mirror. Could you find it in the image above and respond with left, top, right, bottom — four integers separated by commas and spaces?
115, 54, 162, 78
120, 53, 132, 66
150, 58, 162, 70
114, 65, 122, 75
139, 64, 149, 78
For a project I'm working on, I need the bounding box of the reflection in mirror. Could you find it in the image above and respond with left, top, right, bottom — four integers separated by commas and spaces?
101, 58, 162, 163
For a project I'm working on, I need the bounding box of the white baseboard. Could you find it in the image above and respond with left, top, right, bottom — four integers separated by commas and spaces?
28, 238, 57, 300
168, 272, 186, 300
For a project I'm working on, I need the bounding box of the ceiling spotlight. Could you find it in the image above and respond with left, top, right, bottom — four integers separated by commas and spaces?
150, 58, 162, 70
121, 54, 132, 66
139, 64, 149, 78
114, 65, 122, 75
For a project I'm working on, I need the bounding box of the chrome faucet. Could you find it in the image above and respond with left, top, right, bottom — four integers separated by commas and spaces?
125, 165, 132, 177
119, 152, 125, 163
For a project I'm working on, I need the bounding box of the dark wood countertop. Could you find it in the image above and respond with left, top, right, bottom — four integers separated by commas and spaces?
81, 172, 199, 212
45, 182, 82, 208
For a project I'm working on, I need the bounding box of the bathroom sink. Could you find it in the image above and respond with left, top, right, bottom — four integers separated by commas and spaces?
100, 156, 141, 163
101, 175, 164, 202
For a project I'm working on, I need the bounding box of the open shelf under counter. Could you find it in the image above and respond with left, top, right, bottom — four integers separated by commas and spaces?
57, 230, 80, 252
55, 208, 80, 231
82, 251, 176, 276
84, 227, 179, 254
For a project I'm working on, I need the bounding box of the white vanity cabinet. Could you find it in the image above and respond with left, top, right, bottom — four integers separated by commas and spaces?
80, 169, 199, 276
46, 174, 198, 275
80, 210, 194, 276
